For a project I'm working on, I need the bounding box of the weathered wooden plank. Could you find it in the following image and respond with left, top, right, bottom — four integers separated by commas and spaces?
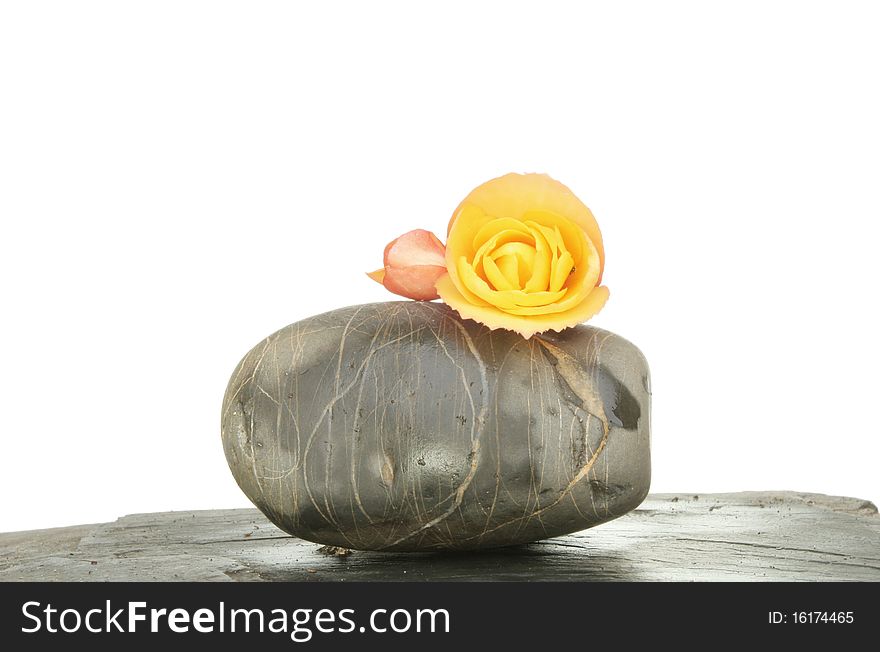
1, 492, 877, 582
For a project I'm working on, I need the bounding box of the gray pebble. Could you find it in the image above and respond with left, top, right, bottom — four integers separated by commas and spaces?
222, 301, 650, 551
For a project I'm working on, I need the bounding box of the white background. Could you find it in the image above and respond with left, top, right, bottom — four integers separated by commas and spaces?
2, 1, 878, 532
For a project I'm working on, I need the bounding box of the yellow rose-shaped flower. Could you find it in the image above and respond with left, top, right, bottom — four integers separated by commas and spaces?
435, 173, 609, 339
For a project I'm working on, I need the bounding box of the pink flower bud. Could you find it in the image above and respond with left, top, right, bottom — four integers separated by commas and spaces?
367, 229, 447, 301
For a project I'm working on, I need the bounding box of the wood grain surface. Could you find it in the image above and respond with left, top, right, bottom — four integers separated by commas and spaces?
1, 492, 877, 582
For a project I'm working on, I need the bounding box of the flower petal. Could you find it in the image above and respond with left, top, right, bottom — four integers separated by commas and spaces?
491, 242, 535, 282
482, 255, 518, 291
383, 264, 447, 301
549, 250, 574, 293
523, 221, 552, 293
447, 173, 605, 283
370, 229, 448, 300
457, 257, 566, 309
384, 229, 446, 268
444, 208, 493, 307
437, 274, 610, 339
494, 253, 520, 288
366, 268, 386, 284
472, 218, 532, 250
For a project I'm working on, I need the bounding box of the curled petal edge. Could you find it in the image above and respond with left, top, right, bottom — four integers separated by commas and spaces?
435, 273, 609, 339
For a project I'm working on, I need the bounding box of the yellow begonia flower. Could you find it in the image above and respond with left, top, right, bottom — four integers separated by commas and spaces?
435, 173, 609, 339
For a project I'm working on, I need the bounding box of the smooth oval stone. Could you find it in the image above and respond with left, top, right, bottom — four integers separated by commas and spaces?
222, 301, 650, 551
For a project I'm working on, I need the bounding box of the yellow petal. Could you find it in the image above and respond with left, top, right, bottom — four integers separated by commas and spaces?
503, 289, 568, 307
549, 250, 574, 293
447, 173, 604, 282
520, 210, 588, 271
473, 218, 532, 250
440, 173, 609, 336
494, 253, 520, 289
501, 287, 590, 315
523, 221, 552, 293
457, 257, 566, 309
444, 207, 492, 307
457, 257, 520, 309
535, 222, 560, 257
490, 242, 535, 281
538, 220, 600, 299
482, 254, 517, 291
437, 274, 610, 339
471, 228, 534, 273
566, 229, 601, 293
